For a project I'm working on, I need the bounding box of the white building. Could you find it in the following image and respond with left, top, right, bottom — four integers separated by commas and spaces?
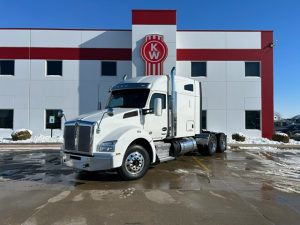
0, 10, 274, 138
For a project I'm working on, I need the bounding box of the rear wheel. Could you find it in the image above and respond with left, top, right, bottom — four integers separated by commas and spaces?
217, 133, 227, 153
118, 145, 150, 180
204, 134, 217, 156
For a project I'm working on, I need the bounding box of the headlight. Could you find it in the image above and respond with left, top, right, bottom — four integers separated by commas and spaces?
97, 141, 117, 152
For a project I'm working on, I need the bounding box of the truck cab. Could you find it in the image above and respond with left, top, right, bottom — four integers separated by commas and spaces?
61, 68, 227, 180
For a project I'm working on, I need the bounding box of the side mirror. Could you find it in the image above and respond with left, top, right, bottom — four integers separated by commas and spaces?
57, 110, 67, 121
154, 98, 162, 116
107, 108, 114, 117
57, 110, 64, 118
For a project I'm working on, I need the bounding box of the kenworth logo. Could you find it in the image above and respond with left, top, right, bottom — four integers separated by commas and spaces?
141, 34, 168, 76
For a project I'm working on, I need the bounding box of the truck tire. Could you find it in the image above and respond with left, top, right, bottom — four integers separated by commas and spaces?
118, 144, 150, 180
204, 134, 217, 156
217, 133, 227, 153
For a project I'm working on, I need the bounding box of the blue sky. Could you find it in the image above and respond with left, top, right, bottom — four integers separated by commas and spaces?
1, 0, 299, 118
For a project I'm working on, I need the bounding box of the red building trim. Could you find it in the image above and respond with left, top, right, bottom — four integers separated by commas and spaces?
0, 28, 132, 31
0, 47, 132, 60
132, 10, 176, 25
0, 47, 30, 59
177, 30, 272, 32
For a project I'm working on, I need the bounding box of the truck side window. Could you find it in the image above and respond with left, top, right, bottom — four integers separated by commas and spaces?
109, 96, 124, 108
184, 84, 194, 92
150, 93, 166, 109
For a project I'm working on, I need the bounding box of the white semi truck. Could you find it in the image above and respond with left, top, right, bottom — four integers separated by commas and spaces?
61, 67, 227, 180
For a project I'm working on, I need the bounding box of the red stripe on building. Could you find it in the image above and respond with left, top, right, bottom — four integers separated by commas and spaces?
0, 47, 132, 60
0, 47, 30, 59
177, 49, 263, 61
261, 31, 274, 139
132, 10, 176, 25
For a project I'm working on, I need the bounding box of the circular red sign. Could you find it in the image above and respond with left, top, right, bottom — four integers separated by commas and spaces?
141, 39, 168, 64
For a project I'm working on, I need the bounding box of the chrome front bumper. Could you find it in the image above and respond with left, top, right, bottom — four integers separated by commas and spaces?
61, 151, 114, 171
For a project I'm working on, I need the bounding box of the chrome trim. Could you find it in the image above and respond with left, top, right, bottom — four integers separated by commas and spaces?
125, 151, 145, 174
170, 67, 177, 137
90, 125, 95, 153
65, 120, 96, 126
74, 122, 79, 151
63, 120, 95, 154
63, 150, 94, 157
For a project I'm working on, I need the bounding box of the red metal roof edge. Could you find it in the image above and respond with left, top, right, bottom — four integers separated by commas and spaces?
177, 30, 273, 32
0, 28, 132, 31
0, 28, 273, 32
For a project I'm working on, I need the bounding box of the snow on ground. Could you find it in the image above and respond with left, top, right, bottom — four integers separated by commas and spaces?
0, 135, 63, 144
1, 131, 300, 145
244, 149, 300, 194
228, 135, 300, 193
228, 134, 300, 145
1, 130, 300, 193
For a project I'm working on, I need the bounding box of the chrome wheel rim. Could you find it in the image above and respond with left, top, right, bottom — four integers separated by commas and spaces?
125, 151, 144, 174
209, 137, 217, 153
211, 142, 217, 151
220, 135, 226, 149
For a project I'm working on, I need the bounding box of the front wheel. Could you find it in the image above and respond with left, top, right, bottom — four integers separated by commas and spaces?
118, 145, 150, 180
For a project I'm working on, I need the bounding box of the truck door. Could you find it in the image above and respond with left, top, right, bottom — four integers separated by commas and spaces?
143, 93, 168, 140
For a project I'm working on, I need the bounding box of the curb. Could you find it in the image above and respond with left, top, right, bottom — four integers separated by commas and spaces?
0, 143, 62, 150
228, 143, 300, 149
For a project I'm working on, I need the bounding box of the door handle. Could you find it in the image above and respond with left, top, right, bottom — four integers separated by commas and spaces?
162, 127, 167, 131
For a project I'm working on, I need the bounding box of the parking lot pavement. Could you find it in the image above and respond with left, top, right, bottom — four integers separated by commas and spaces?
0, 149, 300, 225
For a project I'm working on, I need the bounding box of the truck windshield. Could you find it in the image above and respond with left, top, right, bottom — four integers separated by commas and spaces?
107, 89, 150, 108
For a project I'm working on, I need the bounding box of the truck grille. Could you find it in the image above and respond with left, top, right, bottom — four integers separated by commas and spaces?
64, 122, 94, 153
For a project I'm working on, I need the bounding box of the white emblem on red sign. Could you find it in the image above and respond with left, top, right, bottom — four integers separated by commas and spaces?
141, 34, 168, 76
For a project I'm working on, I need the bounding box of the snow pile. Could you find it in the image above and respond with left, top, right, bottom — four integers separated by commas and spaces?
11, 129, 33, 136
275, 132, 288, 137
235, 132, 246, 137
0, 134, 63, 144
232, 133, 246, 142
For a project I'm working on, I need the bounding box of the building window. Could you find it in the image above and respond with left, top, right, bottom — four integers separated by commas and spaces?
101, 61, 117, 76
150, 93, 166, 109
245, 62, 260, 77
245, 110, 261, 129
191, 62, 207, 77
45, 109, 62, 129
47, 61, 63, 76
0, 60, 15, 75
201, 110, 207, 130
0, 109, 13, 129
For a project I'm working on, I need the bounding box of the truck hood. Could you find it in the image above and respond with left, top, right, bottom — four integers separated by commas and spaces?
66, 108, 140, 124
64, 108, 144, 154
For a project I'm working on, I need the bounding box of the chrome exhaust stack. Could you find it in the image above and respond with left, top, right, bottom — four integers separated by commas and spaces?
169, 67, 177, 137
